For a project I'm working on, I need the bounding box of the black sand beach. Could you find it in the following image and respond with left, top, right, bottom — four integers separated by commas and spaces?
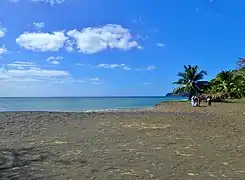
1, 101, 245, 179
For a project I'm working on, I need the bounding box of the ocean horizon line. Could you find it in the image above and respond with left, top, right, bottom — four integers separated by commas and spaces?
0, 96, 174, 98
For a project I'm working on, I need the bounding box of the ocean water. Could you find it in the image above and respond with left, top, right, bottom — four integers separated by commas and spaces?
0, 96, 187, 112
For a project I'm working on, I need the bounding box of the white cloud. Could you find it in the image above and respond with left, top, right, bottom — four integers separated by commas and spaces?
123, 66, 131, 71
147, 65, 156, 71
46, 56, 63, 65
66, 46, 74, 52
0, 61, 71, 90
0, 61, 72, 96
85, 63, 154, 72
91, 77, 100, 81
90, 77, 103, 84
156, 43, 165, 48
95, 64, 131, 71
132, 16, 144, 25
10, 0, 65, 4
16, 31, 67, 52
136, 65, 156, 71
67, 24, 140, 54
0, 27, 7, 38
50, 60, 59, 65
65, 39, 75, 52
6, 68, 68, 77
7, 61, 37, 69
137, 45, 143, 50
31, 0, 65, 5
16, 24, 140, 54
0, 61, 87, 97
76, 63, 84, 66
0, 45, 7, 56
9, 0, 20, 2
96, 64, 123, 68
33, 22, 45, 31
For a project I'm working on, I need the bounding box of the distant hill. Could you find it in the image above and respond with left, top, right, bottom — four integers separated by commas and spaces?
165, 92, 189, 97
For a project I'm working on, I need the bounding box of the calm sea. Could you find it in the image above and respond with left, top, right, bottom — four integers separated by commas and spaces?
0, 96, 187, 112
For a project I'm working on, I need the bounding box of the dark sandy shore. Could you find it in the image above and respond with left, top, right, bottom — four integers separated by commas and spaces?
1, 101, 245, 180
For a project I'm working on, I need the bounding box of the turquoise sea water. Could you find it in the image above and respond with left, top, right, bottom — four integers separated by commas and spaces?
0, 96, 187, 112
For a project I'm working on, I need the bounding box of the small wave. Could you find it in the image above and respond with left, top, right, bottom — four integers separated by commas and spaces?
83, 108, 120, 113
165, 98, 188, 101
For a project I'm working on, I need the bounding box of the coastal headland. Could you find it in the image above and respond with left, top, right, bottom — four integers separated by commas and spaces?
1, 100, 245, 179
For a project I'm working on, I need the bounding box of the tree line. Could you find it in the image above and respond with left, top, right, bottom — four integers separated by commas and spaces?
173, 58, 245, 100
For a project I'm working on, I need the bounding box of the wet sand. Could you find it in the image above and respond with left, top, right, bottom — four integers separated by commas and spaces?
1, 101, 245, 179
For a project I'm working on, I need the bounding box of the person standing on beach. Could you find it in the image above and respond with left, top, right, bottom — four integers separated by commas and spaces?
191, 95, 197, 107
194, 95, 198, 106
197, 95, 201, 106
207, 96, 212, 106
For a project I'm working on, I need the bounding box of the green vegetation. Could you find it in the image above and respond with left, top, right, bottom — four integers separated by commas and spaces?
209, 69, 245, 98
173, 65, 207, 100
173, 60, 245, 100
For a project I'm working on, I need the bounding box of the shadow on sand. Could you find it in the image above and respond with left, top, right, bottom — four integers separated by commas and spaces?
0, 147, 56, 179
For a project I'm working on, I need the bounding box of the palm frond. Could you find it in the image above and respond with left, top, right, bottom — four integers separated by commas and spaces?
173, 86, 185, 94
177, 72, 185, 78
173, 79, 186, 85
193, 73, 204, 81
199, 70, 207, 75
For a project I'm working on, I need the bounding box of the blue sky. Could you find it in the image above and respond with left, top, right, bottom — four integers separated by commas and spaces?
0, 0, 244, 97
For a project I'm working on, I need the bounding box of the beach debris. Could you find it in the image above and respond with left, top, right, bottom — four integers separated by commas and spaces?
140, 125, 171, 130
128, 149, 136, 152
122, 148, 137, 152
53, 140, 66, 144
235, 170, 245, 174
182, 146, 192, 149
121, 169, 136, 176
154, 147, 162, 150
209, 173, 216, 177
175, 150, 193, 157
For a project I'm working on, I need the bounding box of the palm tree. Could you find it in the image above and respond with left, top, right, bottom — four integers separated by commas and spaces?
237, 67, 245, 79
173, 65, 207, 100
234, 67, 245, 97
211, 70, 242, 98
237, 57, 245, 69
